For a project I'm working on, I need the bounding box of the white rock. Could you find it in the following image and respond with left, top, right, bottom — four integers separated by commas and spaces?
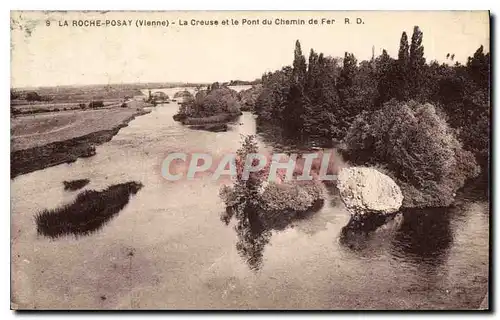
336, 167, 403, 215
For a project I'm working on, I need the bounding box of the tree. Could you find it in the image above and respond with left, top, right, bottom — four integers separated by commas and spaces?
10, 89, 19, 100
408, 26, 425, 99
341, 101, 479, 208
26, 91, 41, 102
337, 52, 357, 105
282, 84, 308, 135
396, 31, 410, 100
398, 32, 410, 64
467, 45, 490, 90
88, 100, 104, 108
292, 40, 307, 86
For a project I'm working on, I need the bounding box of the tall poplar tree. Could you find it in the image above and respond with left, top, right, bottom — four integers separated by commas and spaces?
409, 26, 425, 99
292, 40, 307, 86
397, 31, 410, 100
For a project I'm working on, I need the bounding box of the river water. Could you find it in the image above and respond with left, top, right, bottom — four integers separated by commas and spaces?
11, 88, 489, 310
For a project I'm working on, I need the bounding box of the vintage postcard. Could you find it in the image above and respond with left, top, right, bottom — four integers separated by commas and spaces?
10, 10, 490, 310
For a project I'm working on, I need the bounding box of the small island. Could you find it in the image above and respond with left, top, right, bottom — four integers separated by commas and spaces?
173, 82, 243, 132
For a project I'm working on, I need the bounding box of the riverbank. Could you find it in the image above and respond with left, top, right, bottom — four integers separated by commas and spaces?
10, 106, 489, 310
11, 107, 151, 178
173, 112, 242, 132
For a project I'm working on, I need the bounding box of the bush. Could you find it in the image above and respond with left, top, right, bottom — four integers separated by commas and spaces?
88, 100, 104, 108
63, 179, 90, 191
26, 91, 42, 101
35, 181, 143, 238
341, 100, 479, 208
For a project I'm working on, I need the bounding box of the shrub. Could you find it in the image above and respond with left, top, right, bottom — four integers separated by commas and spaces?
63, 179, 90, 191
26, 91, 42, 101
35, 181, 143, 238
341, 100, 479, 208
88, 100, 104, 108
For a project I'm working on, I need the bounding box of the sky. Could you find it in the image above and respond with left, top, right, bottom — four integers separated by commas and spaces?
11, 11, 490, 88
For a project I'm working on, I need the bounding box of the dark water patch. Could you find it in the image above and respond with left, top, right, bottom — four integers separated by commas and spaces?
63, 178, 90, 191
255, 119, 333, 153
456, 173, 489, 202
339, 212, 399, 251
35, 181, 143, 238
390, 207, 453, 267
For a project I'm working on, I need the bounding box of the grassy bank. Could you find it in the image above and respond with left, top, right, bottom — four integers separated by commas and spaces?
35, 181, 143, 238
180, 113, 241, 125
11, 108, 150, 178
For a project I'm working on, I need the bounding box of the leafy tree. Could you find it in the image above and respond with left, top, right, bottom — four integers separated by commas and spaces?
341, 100, 479, 208
409, 26, 426, 99
10, 89, 19, 100
26, 91, 42, 102
374, 49, 397, 106
396, 31, 410, 100
467, 45, 490, 90
292, 40, 307, 86
88, 100, 104, 108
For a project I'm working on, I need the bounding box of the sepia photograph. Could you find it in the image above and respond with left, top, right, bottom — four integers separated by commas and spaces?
10, 10, 490, 310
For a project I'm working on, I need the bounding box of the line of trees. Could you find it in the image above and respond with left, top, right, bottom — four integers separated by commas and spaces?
255, 26, 490, 176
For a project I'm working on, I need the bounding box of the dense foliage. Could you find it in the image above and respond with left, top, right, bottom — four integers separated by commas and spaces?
253, 26, 490, 205
175, 82, 241, 119
341, 101, 480, 208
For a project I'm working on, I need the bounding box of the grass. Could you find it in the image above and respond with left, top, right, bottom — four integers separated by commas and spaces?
35, 181, 143, 238
188, 123, 228, 132
63, 179, 90, 191
180, 113, 241, 125
11, 108, 151, 178
12, 107, 151, 151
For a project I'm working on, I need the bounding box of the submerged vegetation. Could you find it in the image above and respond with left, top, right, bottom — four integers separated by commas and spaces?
35, 181, 143, 238
63, 179, 90, 191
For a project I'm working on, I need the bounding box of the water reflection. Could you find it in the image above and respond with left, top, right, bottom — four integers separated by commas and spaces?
233, 207, 272, 271
338, 206, 454, 267
339, 212, 400, 253
256, 119, 333, 153
391, 207, 453, 267
222, 197, 328, 271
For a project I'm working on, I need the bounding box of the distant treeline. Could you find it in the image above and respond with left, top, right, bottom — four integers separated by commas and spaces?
223, 79, 262, 86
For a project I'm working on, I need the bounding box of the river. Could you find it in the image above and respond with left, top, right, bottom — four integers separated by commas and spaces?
11, 87, 489, 310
